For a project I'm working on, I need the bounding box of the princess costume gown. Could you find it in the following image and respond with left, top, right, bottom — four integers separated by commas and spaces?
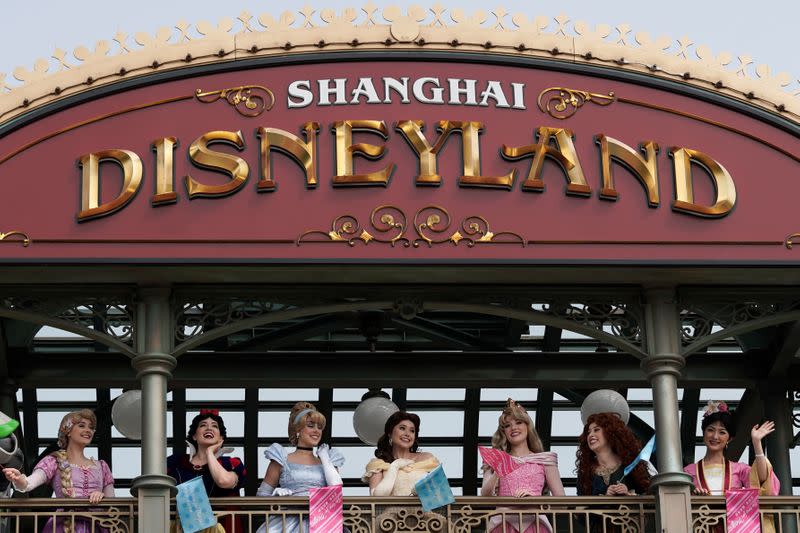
684, 458, 780, 533
483, 451, 560, 533
256, 443, 345, 533
167, 452, 246, 533
19, 454, 115, 533
361, 455, 440, 496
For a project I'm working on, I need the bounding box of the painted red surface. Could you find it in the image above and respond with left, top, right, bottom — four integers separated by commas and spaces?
0, 60, 798, 263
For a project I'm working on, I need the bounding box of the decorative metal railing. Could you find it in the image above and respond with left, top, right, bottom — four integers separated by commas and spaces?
2, 496, 799, 532
0, 498, 136, 532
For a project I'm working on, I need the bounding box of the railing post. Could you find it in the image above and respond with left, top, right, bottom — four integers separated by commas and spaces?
643, 288, 694, 533
130, 287, 176, 533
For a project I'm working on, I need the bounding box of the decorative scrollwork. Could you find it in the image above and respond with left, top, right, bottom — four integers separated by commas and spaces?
297, 205, 525, 248
343, 505, 372, 533
785, 232, 800, 249
93, 507, 130, 533
537, 87, 616, 119
541, 301, 643, 345
1, 296, 135, 343
449, 505, 484, 533
175, 299, 279, 341
195, 85, 275, 117
680, 299, 800, 345
377, 507, 446, 532
0, 230, 30, 247
692, 504, 726, 533
604, 505, 641, 533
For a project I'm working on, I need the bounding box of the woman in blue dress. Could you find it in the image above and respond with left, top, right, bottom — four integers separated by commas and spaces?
255, 402, 344, 533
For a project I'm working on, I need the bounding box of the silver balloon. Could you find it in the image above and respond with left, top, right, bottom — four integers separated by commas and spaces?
111, 390, 142, 440
352, 395, 399, 445
580, 389, 630, 425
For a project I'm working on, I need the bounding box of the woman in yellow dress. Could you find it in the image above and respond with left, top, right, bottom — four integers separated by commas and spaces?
362, 411, 439, 496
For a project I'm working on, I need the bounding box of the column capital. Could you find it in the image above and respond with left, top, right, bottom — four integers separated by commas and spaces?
641, 353, 685, 379
136, 286, 172, 301
130, 473, 177, 496
132, 351, 176, 379
650, 471, 694, 489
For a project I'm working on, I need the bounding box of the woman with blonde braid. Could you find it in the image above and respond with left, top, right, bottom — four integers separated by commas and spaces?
3, 409, 114, 533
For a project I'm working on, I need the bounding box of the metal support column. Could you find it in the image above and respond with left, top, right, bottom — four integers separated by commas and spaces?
131, 287, 177, 533
643, 288, 693, 533
761, 386, 797, 533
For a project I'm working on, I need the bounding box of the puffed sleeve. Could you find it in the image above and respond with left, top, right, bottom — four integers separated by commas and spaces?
362, 458, 389, 483
327, 447, 345, 468
227, 456, 247, 491
264, 443, 288, 467
33, 454, 58, 481
99, 460, 114, 488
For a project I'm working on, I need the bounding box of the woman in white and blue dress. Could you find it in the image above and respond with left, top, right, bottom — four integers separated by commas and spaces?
255, 402, 344, 533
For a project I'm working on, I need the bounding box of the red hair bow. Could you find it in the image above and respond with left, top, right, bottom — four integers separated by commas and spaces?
199, 409, 219, 416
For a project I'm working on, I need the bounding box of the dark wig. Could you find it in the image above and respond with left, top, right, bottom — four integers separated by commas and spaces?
186, 412, 227, 448
375, 411, 420, 463
701, 410, 735, 436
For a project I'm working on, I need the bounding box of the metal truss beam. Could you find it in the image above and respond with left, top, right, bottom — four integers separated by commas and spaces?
12, 351, 779, 388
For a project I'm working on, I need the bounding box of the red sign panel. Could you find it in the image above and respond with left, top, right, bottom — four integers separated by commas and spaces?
0, 60, 798, 263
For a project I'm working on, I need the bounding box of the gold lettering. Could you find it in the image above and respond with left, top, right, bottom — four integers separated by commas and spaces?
256, 122, 320, 191
396, 120, 513, 189
596, 134, 659, 206
443, 121, 515, 189
185, 130, 249, 199
670, 147, 736, 217
332, 120, 394, 186
395, 120, 449, 185
151, 137, 178, 206
502, 126, 590, 196
77, 149, 143, 222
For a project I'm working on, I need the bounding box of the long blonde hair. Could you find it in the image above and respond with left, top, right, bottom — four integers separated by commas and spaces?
52, 409, 96, 533
491, 399, 544, 453
287, 402, 326, 445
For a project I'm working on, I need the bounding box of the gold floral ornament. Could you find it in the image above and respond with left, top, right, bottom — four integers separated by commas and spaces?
784, 232, 800, 249
195, 85, 275, 117
0, 230, 31, 247
297, 205, 525, 247
537, 87, 616, 119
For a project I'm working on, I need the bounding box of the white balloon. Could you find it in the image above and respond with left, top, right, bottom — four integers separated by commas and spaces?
352, 395, 399, 445
580, 389, 630, 426
112, 390, 142, 440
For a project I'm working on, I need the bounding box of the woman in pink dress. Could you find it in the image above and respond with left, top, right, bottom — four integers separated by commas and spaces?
480, 399, 565, 533
684, 400, 779, 495
3, 409, 114, 533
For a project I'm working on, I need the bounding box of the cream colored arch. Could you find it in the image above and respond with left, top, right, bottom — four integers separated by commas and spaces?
0, 5, 798, 125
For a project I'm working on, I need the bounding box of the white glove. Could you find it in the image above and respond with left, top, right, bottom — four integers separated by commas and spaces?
317, 444, 343, 486
274, 487, 294, 496
370, 458, 415, 496
390, 458, 414, 471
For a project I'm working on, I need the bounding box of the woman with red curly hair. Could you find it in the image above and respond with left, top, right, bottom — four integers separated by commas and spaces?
575, 412, 650, 496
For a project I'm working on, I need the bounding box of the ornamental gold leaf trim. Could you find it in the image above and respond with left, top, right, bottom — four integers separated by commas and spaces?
195, 85, 275, 117
1, 7, 798, 124
537, 87, 616, 119
297, 205, 526, 247
0, 230, 30, 247
784, 232, 800, 249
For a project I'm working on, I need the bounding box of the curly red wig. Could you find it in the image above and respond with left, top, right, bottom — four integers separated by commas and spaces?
575, 412, 651, 495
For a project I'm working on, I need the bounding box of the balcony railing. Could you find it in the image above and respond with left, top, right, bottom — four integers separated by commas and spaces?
1, 496, 798, 532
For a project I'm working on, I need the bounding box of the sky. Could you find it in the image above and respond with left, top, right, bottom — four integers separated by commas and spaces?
1, 1, 799, 86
